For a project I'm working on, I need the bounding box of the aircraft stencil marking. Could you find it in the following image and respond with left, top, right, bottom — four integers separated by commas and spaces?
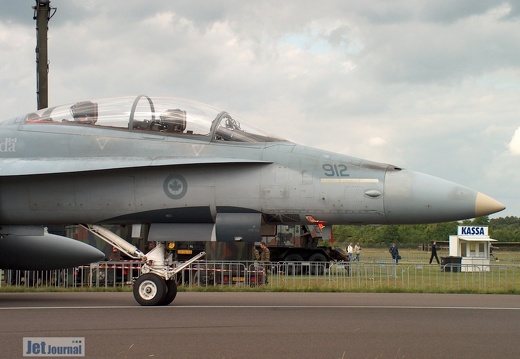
192, 144, 205, 156
322, 163, 348, 177
163, 174, 188, 199
0, 138, 17, 152
96, 137, 109, 150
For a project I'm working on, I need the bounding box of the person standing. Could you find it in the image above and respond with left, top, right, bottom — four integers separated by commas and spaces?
389, 243, 400, 264
347, 242, 354, 262
108, 246, 122, 261
490, 244, 498, 261
354, 242, 361, 262
259, 242, 271, 284
259, 242, 270, 262
429, 241, 440, 264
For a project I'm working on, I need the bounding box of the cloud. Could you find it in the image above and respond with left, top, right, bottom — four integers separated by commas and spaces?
509, 127, 520, 155
368, 136, 386, 147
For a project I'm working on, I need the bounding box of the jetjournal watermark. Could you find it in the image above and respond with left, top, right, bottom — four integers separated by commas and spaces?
23, 337, 85, 357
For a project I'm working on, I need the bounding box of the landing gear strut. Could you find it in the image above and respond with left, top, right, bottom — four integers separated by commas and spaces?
81, 224, 205, 306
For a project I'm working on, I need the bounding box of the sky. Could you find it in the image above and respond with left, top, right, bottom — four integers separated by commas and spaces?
1, 1, 519, 218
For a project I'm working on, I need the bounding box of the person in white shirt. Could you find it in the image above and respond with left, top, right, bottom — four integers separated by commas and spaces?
347, 243, 354, 262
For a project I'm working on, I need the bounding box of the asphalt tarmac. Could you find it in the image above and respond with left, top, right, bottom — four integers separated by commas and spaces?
1, 291, 519, 358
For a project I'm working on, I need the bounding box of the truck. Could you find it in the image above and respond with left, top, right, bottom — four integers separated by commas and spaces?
173, 224, 350, 279
262, 225, 349, 275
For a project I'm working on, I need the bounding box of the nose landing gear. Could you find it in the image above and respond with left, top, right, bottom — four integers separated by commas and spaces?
81, 224, 205, 306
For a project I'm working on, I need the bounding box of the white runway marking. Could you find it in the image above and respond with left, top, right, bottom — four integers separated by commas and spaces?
1, 305, 520, 311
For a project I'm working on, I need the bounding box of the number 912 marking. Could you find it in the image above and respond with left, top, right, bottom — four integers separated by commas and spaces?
323, 164, 348, 177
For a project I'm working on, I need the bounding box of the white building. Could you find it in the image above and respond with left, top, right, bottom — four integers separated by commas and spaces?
449, 226, 497, 272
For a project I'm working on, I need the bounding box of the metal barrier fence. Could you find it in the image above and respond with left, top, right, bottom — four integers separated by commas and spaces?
0, 261, 141, 288
1, 260, 519, 292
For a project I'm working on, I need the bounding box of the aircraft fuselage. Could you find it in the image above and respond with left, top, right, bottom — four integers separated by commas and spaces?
0, 96, 505, 264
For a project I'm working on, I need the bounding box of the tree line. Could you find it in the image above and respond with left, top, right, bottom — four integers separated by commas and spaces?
331, 216, 520, 248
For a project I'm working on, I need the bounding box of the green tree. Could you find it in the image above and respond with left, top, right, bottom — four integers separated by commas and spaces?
462, 216, 490, 226
380, 225, 400, 245
331, 216, 519, 247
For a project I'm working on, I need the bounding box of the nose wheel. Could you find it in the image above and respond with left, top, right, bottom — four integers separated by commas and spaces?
162, 279, 177, 305
81, 225, 204, 306
133, 273, 166, 306
133, 273, 178, 306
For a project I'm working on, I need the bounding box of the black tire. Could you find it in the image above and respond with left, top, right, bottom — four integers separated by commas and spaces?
133, 273, 167, 306
309, 253, 328, 275
160, 279, 177, 306
284, 254, 303, 275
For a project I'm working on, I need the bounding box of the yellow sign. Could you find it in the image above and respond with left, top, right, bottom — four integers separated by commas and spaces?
177, 249, 192, 255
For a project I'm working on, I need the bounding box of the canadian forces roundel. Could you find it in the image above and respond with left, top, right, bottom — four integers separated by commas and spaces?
163, 174, 188, 199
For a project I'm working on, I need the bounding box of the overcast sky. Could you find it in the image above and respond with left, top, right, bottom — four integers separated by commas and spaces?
1, 1, 519, 218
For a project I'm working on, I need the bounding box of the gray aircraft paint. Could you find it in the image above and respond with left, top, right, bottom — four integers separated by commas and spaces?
0, 95, 505, 269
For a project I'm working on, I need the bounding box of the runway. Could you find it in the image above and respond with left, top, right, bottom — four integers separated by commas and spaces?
1, 291, 519, 358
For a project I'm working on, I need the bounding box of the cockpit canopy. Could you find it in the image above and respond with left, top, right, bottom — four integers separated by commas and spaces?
20, 95, 285, 143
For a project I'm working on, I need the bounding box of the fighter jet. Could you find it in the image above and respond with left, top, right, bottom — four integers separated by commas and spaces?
0, 95, 504, 305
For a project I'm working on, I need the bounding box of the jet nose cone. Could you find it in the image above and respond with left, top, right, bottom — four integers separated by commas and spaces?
475, 192, 505, 217
384, 169, 505, 224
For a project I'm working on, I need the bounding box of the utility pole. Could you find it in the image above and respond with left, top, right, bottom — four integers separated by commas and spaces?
33, 0, 57, 110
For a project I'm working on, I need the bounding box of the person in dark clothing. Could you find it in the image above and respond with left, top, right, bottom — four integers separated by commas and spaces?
429, 241, 440, 264
108, 246, 122, 261
490, 244, 498, 261
259, 242, 270, 262
389, 243, 400, 264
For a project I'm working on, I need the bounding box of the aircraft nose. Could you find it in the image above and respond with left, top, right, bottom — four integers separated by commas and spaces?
384, 168, 505, 224
475, 192, 506, 217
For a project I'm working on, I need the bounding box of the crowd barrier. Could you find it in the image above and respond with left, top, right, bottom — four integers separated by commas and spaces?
1, 260, 519, 292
